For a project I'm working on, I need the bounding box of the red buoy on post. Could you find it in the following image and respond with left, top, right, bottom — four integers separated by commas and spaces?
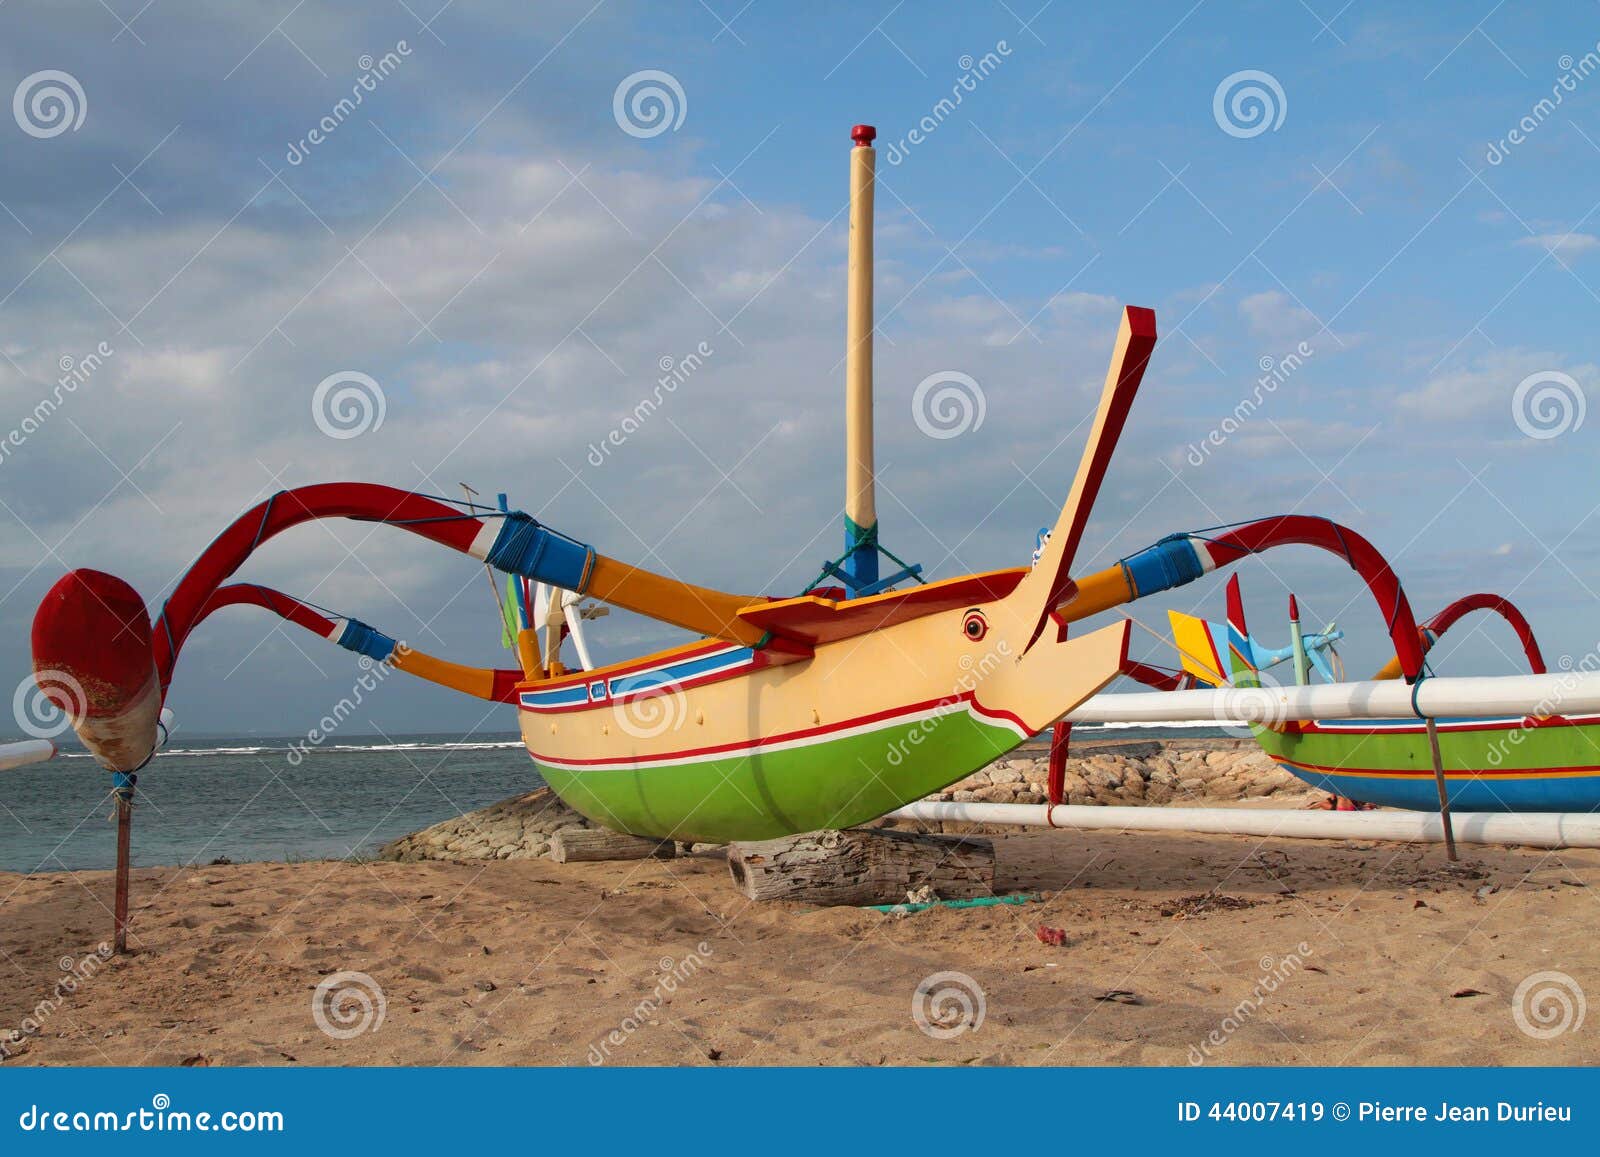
32, 568, 161, 953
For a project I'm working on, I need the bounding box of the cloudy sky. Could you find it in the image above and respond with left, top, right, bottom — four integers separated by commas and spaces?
2, 0, 1597, 737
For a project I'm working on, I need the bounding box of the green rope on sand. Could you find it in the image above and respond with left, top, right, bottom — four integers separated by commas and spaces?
863, 893, 1042, 915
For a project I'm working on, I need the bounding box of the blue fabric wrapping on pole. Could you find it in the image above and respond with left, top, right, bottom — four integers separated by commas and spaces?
335, 619, 397, 662
841, 514, 879, 593
1119, 534, 1205, 598
485, 513, 596, 592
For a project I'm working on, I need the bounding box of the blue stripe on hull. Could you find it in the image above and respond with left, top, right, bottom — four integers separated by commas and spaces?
1282, 762, 1600, 813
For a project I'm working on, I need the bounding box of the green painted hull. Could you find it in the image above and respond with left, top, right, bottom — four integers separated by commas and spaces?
536, 708, 1021, 844
1253, 717, 1600, 811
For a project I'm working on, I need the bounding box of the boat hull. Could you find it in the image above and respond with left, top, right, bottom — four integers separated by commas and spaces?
1253, 715, 1600, 812
517, 614, 1129, 844
534, 697, 1022, 843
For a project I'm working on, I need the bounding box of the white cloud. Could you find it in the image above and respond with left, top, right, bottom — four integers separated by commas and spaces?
1238, 289, 1318, 347
1516, 232, 1600, 257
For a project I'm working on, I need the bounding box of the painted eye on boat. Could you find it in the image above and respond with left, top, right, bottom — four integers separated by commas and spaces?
962, 610, 988, 641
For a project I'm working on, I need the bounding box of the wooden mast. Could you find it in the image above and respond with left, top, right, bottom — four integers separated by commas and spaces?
843, 123, 878, 591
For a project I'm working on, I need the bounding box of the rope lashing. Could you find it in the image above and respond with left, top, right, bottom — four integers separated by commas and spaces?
335, 618, 398, 663
483, 512, 596, 592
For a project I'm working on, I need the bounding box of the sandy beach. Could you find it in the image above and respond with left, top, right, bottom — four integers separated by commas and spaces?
4, 741, 1598, 1067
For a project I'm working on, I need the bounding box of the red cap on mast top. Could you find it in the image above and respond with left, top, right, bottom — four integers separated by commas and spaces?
851, 124, 876, 147
1288, 593, 1299, 620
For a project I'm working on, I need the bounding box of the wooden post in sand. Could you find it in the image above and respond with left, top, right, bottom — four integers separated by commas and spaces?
112, 772, 135, 954
727, 828, 995, 905
1424, 717, 1459, 862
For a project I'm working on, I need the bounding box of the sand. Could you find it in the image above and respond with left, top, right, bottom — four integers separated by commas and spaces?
5, 815, 1599, 1066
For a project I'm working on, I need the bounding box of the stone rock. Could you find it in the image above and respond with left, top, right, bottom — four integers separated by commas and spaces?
378, 787, 602, 863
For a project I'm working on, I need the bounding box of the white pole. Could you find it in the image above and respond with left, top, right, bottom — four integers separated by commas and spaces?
562, 590, 595, 672
889, 800, 1600, 849
1065, 670, 1600, 724
0, 738, 56, 771
843, 123, 878, 589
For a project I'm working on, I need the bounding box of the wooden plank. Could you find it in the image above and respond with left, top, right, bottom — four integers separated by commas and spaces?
548, 829, 677, 863
733, 568, 1027, 646
727, 828, 995, 905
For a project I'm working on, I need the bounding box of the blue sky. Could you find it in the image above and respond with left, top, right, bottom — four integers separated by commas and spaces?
2, 1, 1598, 735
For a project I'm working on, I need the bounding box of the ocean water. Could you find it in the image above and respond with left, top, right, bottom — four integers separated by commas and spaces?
0, 733, 542, 873
0, 723, 1227, 874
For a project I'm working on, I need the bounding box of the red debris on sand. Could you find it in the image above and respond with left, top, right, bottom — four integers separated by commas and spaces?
1035, 926, 1068, 947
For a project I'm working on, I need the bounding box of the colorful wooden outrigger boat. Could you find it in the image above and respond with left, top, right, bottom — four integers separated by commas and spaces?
37, 123, 1600, 954
33, 126, 1177, 878
1165, 575, 1600, 812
